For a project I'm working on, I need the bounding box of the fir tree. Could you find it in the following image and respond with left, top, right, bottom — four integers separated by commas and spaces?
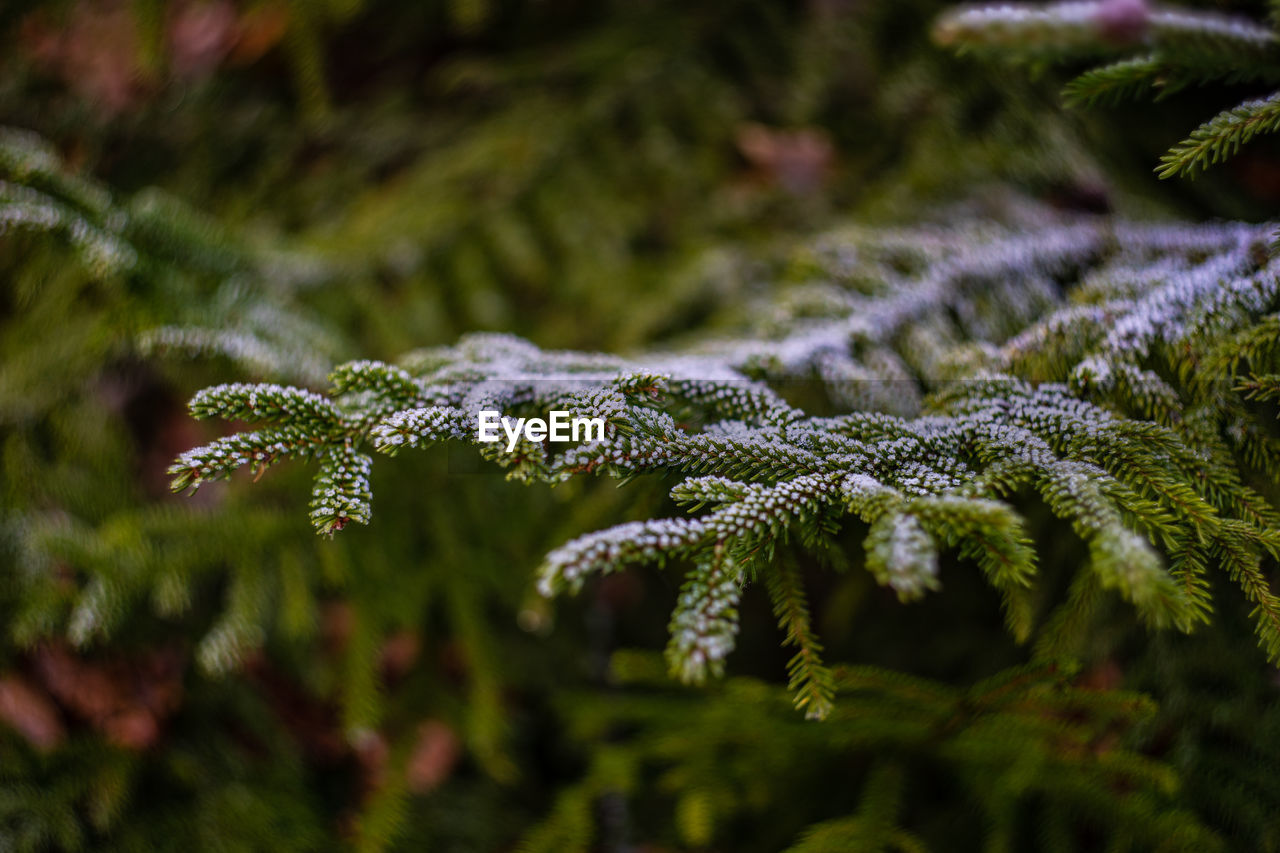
5, 0, 1280, 850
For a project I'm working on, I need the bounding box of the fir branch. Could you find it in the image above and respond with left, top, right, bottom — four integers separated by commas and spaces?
933, 1, 1149, 60
1062, 56, 1280, 111
765, 557, 836, 720
937, 0, 1280, 185
934, 1, 1276, 63
666, 544, 743, 685
1213, 531, 1280, 662
189, 383, 344, 429
197, 562, 270, 675
1236, 372, 1280, 404
1157, 93, 1280, 178
1063, 56, 1169, 108
1149, 6, 1278, 66
309, 444, 374, 536
168, 215, 1280, 705
865, 511, 940, 602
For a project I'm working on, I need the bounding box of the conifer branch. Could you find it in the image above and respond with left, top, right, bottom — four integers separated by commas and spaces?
1157, 93, 1280, 178
168, 215, 1280, 703
934, 1, 1276, 62
666, 543, 743, 685
765, 557, 836, 720
1063, 56, 1168, 108
936, 0, 1280, 184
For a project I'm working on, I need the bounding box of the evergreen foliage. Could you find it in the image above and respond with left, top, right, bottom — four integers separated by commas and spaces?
171, 213, 1280, 710
5, 0, 1280, 850
934, 0, 1280, 180
0, 122, 596, 850
528, 654, 1219, 851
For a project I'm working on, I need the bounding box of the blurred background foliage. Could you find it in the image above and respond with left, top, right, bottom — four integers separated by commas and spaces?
2, 0, 1280, 850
